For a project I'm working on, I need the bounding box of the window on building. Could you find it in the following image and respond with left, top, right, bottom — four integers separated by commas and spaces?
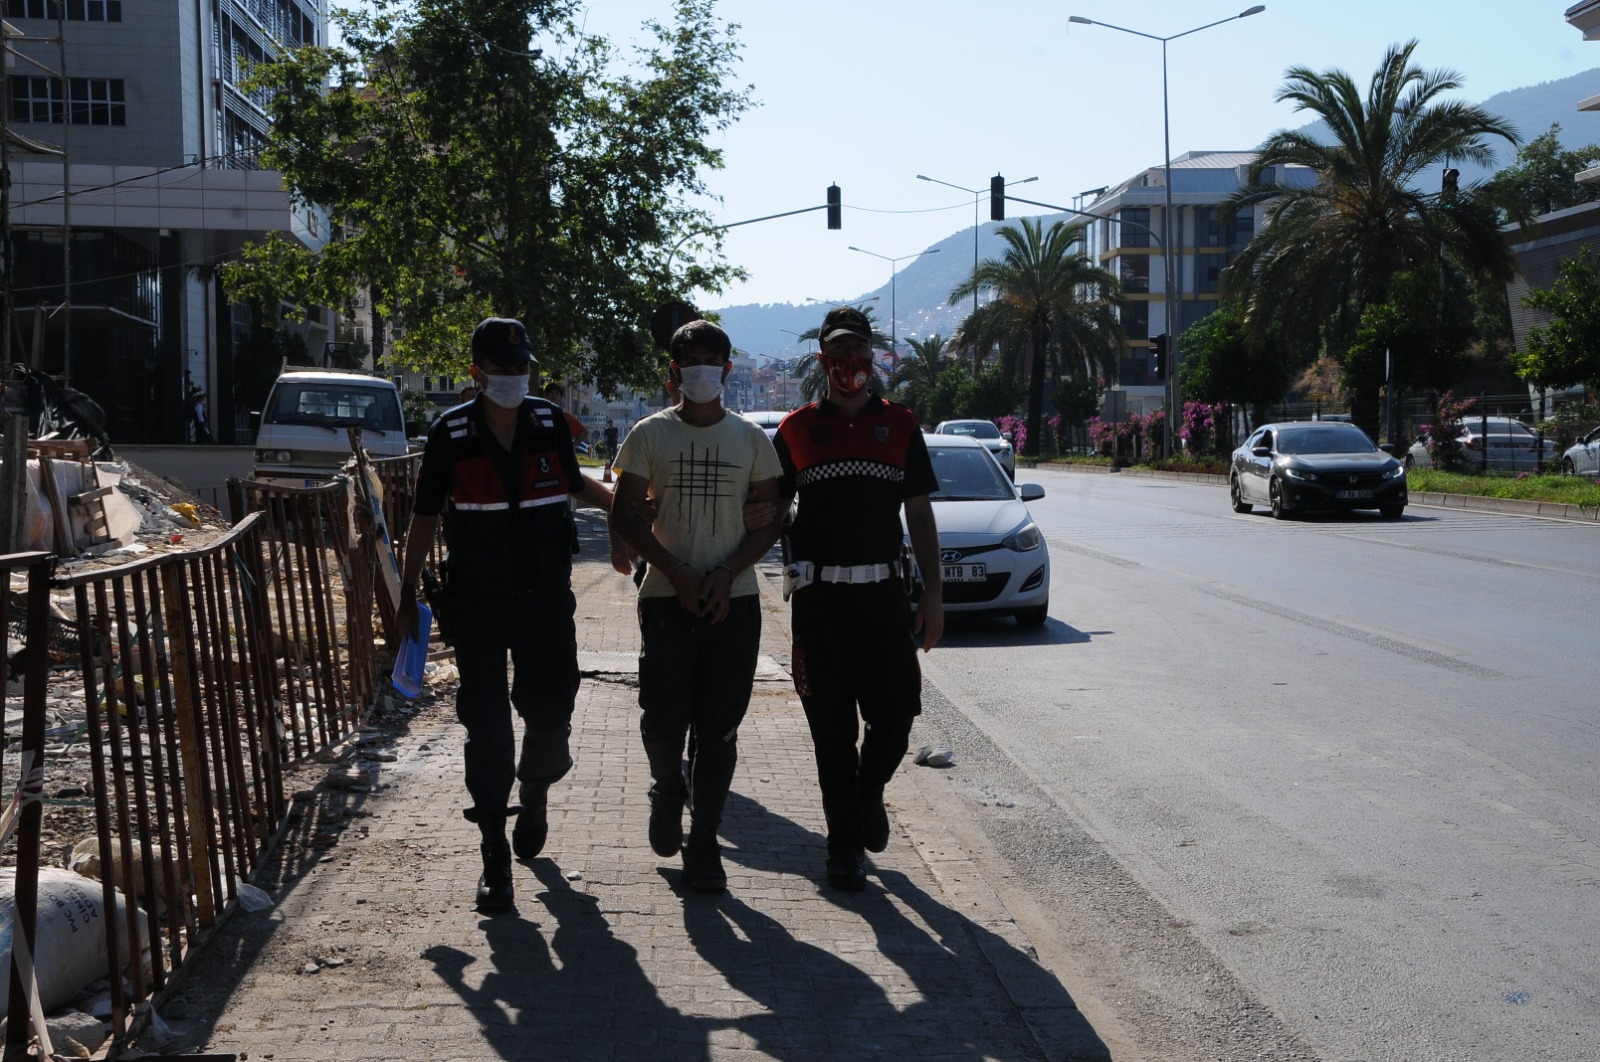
1230, 208, 1254, 250
5, 0, 121, 18
1118, 207, 1151, 248
1121, 301, 1149, 341
1119, 255, 1150, 294
1198, 253, 1225, 294
1180, 300, 1218, 333
1195, 206, 1226, 247
9, 76, 125, 125
67, 78, 125, 125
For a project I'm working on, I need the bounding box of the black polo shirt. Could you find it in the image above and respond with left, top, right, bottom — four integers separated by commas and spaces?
774, 395, 937, 568
414, 396, 582, 596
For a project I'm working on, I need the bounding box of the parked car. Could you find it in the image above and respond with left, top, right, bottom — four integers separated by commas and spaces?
740, 409, 786, 441
903, 435, 1049, 625
1405, 416, 1559, 472
931, 419, 1016, 478
1230, 421, 1407, 520
1560, 425, 1600, 476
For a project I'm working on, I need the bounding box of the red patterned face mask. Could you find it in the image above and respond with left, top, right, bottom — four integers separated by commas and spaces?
823, 354, 870, 399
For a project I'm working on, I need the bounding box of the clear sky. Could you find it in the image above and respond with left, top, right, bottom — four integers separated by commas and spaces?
567, 1, 1600, 313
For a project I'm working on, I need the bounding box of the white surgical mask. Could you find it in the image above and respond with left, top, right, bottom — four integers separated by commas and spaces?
677, 364, 724, 404
481, 373, 527, 409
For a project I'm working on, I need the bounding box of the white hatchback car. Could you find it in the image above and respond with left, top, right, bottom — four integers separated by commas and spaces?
903, 434, 1049, 626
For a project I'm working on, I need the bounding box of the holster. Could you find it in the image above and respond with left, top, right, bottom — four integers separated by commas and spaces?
781, 560, 814, 601
422, 564, 453, 647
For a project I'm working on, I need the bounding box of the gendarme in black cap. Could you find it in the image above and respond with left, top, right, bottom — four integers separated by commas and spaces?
471, 317, 537, 368
819, 306, 872, 345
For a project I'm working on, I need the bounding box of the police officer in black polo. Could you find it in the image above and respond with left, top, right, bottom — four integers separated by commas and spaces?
774, 306, 945, 892
397, 317, 617, 911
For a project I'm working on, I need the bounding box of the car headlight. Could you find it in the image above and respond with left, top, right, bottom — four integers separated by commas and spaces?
1383, 463, 1405, 479
1282, 466, 1318, 482
1003, 522, 1042, 552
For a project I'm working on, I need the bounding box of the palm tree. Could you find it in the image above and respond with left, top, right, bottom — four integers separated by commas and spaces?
789, 303, 893, 402
1221, 40, 1520, 370
886, 334, 955, 421
948, 218, 1122, 456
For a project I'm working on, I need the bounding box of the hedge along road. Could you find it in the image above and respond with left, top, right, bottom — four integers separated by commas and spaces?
900, 466, 1600, 1062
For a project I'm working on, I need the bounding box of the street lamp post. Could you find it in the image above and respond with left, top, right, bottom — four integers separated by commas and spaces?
915, 174, 1038, 323
845, 247, 940, 356
1068, 6, 1265, 456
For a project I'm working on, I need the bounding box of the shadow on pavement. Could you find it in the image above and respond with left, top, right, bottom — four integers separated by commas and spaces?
423, 860, 707, 1062
702, 791, 1111, 1061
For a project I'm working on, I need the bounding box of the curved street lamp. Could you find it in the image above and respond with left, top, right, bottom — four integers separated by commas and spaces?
845, 247, 941, 357
915, 174, 1038, 322
1068, 5, 1266, 456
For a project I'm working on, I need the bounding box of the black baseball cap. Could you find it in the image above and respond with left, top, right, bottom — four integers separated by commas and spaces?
471, 317, 537, 368
820, 306, 872, 345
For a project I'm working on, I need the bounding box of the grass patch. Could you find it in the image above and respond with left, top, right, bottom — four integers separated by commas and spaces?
1404, 468, 1600, 509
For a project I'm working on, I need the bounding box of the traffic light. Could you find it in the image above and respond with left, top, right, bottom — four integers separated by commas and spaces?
990, 174, 1006, 221
1441, 167, 1460, 210
826, 184, 841, 229
1151, 334, 1168, 381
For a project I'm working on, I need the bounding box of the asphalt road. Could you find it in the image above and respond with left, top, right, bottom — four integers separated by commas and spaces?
904, 468, 1600, 1062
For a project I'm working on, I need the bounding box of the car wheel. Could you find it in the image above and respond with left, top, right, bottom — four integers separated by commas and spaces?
1379, 504, 1404, 520
1562, 457, 1576, 476
1403, 453, 1415, 470
1230, 476, 1252, 514
1269, 478, 1291, 520
1015, 601, 1048, 627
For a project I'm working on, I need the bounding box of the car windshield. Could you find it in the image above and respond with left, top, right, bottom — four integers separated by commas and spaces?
1274, 425, 1377, 455
926, 444, 1014, 501
268, 383, 403, 432
942, 421, 1001, 440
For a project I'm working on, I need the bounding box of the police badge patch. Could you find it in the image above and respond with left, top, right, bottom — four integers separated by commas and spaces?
539, 456, 551, 473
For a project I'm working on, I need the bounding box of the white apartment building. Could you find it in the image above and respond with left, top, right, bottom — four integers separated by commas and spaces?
3, 0, 327, 443
1080, 150, 1315, 413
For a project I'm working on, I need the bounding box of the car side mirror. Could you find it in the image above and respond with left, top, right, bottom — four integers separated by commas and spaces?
1019, 483, 1045, 501
1252, 446, 1272, 458
1002, 432, 1015, 444
1378, 443, 1395, 454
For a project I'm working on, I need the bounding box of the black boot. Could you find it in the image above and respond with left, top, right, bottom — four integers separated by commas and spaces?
513, 783, 549, 859
476, 818, 514, 911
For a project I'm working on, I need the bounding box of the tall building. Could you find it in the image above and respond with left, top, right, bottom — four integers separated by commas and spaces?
1080, 150, 1315, 413
2, 0, 327, 444
1502, 0, 1600, 403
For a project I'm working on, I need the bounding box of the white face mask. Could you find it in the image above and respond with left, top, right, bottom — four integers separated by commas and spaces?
480, 372, 528, 409
677, 363, 724, 405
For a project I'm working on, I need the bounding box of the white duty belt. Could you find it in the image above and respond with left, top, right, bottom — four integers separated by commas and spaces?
781, 561, 897, 600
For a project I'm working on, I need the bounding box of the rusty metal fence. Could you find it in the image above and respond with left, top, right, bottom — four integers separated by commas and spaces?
1, 449, 429, 1057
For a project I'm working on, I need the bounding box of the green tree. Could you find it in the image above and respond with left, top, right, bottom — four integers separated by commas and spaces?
222, 0, 751, 396
1221, 40, 1520, 419
1517, 245, 1600, 391
1177, 307, 1288, 409
886, 334, 955, 421
1343, 270, 1476, 400
948, 218, 1122, 456
1479, 123, 1600, 226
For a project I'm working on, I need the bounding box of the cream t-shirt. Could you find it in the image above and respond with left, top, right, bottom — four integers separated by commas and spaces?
612, 408, 782, 600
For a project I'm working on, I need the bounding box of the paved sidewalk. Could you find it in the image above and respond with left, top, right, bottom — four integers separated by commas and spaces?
162, 507, 1110, 1061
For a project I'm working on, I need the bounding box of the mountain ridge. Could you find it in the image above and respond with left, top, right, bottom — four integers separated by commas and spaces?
710, 66, 1600, 362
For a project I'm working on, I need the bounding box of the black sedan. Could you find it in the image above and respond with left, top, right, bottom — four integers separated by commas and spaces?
1230, 422, 1407, 520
